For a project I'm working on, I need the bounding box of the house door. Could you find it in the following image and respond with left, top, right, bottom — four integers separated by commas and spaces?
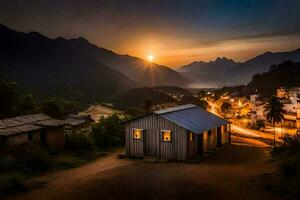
187, 131, 196, 160
217, 127, 222, 147
143, 131, 149, 156
40, 129, 47, 147
197, 134, 204, 156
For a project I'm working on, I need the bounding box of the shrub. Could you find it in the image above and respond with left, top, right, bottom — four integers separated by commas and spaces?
0, 176, 27, 196
256, 120, 266, 130
1, 145, 50, 173
91, 114, 124, 149
280, 134, 300, 155
65, 133, 93, 151
280, 160, 298, 177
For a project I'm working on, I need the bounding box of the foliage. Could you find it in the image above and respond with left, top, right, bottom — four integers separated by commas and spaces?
246, 60, 300, 97
0, 79, 19, 118
65, 133, 93, 151
275, 134, 300, 156
91, 114, 124, 149
0, 145, 50, 173
0, 176, 27, 196
144, 100, 153, 112
0, 79, 84, 119
221, 102, 231, 113
180, 95, 208, 109
39, 100, 64, 119
264, 96, 284, 124
256, 120, 266, 130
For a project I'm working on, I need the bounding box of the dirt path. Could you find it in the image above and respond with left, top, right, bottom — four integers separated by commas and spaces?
5, 136, 280, 200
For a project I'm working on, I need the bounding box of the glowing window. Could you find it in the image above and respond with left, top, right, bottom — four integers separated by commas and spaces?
189, 132, 193, 141
132, 129, 143, 140
161, 130, 171, 142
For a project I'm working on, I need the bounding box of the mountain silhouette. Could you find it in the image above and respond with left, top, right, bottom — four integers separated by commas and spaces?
179, 49, 300, 86
55, 37, 190, 87
178, 57, 240, 83
0, 24, 134, 103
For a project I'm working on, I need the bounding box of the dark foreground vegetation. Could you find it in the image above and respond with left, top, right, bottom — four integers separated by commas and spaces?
0, 113, 126, 197
0, 79, 85, 119
261, 134, 300, 200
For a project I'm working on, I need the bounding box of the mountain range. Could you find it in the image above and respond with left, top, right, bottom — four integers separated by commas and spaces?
178, 57, 240, 85
179, 49, 300, 86
55, 37, 189, 87
0, 24, 189, 103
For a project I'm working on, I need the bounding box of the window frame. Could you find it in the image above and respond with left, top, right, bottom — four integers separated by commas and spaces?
132, 128, 143, 140
161, 130, 172, 142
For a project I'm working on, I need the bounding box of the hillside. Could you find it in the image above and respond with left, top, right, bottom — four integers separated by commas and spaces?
55, 37, 190, 87
0, 24, 134, 103
244, 60, 300, 97
179, 57, 239, 83
231, 49, 300, 84
112, 87, 176, 110
178, 49, 300, 86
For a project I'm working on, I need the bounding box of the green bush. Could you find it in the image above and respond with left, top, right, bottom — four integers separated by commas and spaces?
0, 145, 50, 173
280, 160, 298, 177
65, 133, 93, 151
91, 114, 124, 149
0, 176, 27, 196
278, 134, 300, 155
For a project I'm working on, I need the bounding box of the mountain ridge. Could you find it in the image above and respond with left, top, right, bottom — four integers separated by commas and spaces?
0, 24, 135, 103
55, 37, 190, 87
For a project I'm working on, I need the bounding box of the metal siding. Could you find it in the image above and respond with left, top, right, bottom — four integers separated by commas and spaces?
125, 114, 187, 161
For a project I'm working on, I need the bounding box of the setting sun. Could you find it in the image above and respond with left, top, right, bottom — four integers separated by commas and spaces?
147, 54, 154, 62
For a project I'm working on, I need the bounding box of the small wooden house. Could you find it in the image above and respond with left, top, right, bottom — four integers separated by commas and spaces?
65, 114, 94, 135
124, 104, 230, 161
0, 114, 67, 150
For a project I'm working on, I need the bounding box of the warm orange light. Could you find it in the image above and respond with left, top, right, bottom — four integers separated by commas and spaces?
147, 54, 154, 62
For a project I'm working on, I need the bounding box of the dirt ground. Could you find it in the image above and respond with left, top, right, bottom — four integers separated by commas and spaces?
5, 136, 280, 200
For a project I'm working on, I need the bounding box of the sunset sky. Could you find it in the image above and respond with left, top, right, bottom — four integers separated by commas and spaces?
1, 0, 300, 67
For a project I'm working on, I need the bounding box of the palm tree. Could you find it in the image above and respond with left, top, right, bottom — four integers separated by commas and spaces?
264, 96, 285, 147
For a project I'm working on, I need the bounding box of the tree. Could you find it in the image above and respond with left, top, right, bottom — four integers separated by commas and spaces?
40, 101, 64, 119
144, 100, 152, 112
18, 94, 36, 115
91, 114, 124, 149
221, 102, 232, 114
264, 96, 285, 147
256, 120, 266, 130
0, 79, 18, 118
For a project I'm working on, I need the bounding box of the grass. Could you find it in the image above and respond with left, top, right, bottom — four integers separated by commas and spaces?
260, 134, 300, 199
0, 149, 107, 197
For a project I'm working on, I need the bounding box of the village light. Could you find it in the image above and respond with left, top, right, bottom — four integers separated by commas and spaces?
238, 99, 242, 107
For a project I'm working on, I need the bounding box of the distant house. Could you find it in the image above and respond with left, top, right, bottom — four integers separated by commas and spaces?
0, 114, 67, 150
124, 104, 230, 161
65, 114, 94, 135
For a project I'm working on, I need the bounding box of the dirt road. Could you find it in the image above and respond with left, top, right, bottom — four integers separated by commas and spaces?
5, 136, 279, 200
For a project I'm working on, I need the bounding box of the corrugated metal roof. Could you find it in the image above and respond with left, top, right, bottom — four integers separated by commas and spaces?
154, 104, 196, 115
158, 105, 229, 134
0, 114, 67, 137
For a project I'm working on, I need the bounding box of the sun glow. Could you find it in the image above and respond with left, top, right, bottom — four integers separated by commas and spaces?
147, 54, 154, 62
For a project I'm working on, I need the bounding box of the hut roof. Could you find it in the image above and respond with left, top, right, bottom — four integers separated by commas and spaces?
65, 114, 93, 126
0, 114, 67, 136
155, 104, 229, 134
124, 104, 229, 134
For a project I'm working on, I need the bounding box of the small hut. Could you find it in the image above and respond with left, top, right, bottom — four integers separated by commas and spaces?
124, 104, 230, 161
0, 114, 67, 150
65, 114, 94, 135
